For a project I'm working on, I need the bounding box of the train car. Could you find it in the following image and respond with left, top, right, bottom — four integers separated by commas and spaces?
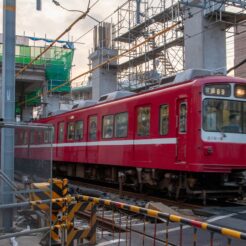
22, 70, 246, 201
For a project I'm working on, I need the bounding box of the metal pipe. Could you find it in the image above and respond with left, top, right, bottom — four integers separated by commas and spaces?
0, 199, 51, 210
136, 0, 142, 24
0, 121, 53, 129
0, 227, 50, 240
1, 0, 16, 231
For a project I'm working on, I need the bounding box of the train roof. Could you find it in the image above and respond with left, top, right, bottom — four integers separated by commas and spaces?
37, 70, 246, 122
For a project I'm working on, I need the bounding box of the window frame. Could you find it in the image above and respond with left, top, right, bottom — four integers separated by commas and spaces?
114, 112, 128, 138
136, 106, 151, 137
44, 129, 50, 143
102, 115, 114, 139
159, 104, 169, 136
30, 130, 35, 144
179, 102, 187, 134
88, 115, 98, 141
67, 122, 75, 141
58, 122, 65, 143
75, 120, 84, 140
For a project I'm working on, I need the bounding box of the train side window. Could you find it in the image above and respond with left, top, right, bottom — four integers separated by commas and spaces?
23, 131, 28, 145
52, 125, 55, 143
67, 122, 75, 141
37, 130, 43, 144
19, 131, 24, 144
44, 130, 50, 143
75, 121, 83, 140
137, 106, 151, 136
58, 122, 64, 143
115, 112, 128, 138
179, 103, 187, 133
15, 131, 19, 144
160, 105, 169, 135
30, 130, 35, 144
89, 116, 97, 140
102, 115, 114, 139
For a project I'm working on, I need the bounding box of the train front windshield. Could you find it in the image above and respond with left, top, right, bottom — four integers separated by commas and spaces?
202, 83, 246, 134
203, 99, 246, 134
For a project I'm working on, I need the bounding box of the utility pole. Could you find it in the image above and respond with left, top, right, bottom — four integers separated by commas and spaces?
0, 0, 16, 231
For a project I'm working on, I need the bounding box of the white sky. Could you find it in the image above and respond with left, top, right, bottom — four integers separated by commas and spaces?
0, 0, 125, 84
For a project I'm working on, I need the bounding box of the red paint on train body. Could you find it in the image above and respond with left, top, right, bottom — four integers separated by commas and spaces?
17, 75, 246, 177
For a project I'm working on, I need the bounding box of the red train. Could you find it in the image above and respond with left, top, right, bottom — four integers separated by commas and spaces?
16, 70, 246, 201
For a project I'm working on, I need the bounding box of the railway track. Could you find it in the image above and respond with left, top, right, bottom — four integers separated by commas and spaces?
78, 206, 177, 246
68, 178, 203, 210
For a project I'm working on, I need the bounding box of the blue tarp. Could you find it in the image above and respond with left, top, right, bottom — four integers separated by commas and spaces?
27, 36, 74, 49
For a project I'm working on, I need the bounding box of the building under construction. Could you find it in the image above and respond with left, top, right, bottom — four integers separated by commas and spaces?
0, 35, 74, 120
74, 0, 246, 102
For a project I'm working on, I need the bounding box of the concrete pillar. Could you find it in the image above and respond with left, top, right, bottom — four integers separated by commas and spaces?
184, 1, 226, 70
89, 48, 118, 101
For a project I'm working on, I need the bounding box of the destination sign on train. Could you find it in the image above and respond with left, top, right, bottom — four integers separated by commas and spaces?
204, 84, 231, 97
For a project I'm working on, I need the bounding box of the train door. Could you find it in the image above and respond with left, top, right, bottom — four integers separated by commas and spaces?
86, 115, 98, 163
176, 99, 187, 163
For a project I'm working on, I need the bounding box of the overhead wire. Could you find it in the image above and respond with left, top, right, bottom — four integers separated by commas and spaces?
52, 0, 100, 23
16, 14, 88, 78
20, 21, 181, 106
227, 58, 246, 74
16, 0, 100, 79
17, 0, 101, 106
19, 0, 246, 105
74, 0, 130, 43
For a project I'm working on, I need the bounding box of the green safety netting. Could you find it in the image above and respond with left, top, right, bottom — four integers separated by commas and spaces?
24, 89, 42, 107
0, 44, 74, 107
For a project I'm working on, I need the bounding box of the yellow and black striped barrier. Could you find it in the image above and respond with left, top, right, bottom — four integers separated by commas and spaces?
29, 179, 97, 245
66, 201, 97, 246
29, 180, 246, 244
75, 195, 246, 241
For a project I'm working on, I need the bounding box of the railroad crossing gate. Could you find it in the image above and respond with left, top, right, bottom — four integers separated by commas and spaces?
30, 178, 97, 245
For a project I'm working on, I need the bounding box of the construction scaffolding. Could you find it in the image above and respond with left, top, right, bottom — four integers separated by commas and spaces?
113, 0, 184, 90
0, 40, 74, 106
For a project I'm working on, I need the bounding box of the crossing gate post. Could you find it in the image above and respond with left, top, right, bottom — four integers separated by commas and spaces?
51, 179, 97, 245
30, 179, 97, 245
66, 201, 97, 245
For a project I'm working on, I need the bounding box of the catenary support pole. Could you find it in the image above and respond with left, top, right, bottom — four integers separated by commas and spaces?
0, 0, 16, 231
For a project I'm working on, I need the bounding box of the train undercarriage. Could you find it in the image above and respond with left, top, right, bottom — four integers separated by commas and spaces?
54, 162, 246, 205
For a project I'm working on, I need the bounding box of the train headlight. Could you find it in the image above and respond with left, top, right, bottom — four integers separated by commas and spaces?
235, 85, 246, 98
236, 89, 245, 97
